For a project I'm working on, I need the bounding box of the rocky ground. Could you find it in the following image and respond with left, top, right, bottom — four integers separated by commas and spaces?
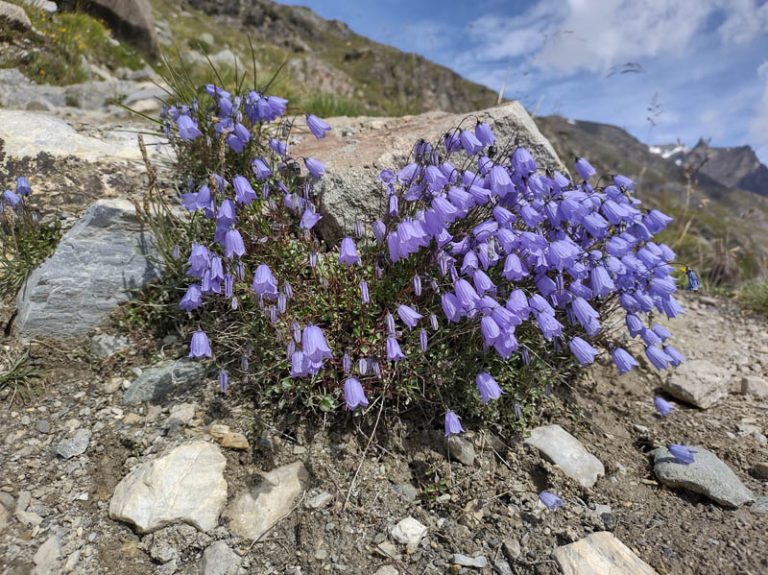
1, 285, 767, 575
1, 66, 768, 575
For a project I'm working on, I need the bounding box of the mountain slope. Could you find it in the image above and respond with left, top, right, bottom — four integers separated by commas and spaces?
155, 0, 498, 116
682, 139, 768, 197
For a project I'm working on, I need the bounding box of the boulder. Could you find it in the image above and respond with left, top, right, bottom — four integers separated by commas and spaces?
201, 541, 241, 575
653, 445, 754, 508
291, 102, 564, 242
524, 424, 604, 488
0, 1, 32, 30
225, 461, 309, 540
662, 358, 729, 408
15, 199, 161, 339
109, 441, 227, 533
77, 0, 158, 55
554, 532, 657, 575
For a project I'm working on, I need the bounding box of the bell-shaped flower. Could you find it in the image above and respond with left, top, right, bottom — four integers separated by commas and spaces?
476, 372, 502, 404
344, 378, 369, 410
306, 114, 331, 139
397, 304, 422, 330
667, 443, 695, 465
302, 324, 332, 363
252, 263, 278, 300
645, 345, 671, 370
189, 330, 212, 358
386, 336, 406, 362
444, 410, 464, 436
179, 284, 202, 311
233, 175, 257, 205
574, 157, 596, 180
654, 396, 674, 416
300, 207, 322, 230
474, 122, 495, 146
304, 157, 326, 178
177, 114, 202, 140
539, 491, 564, 511
338, 237, 361, 266
223, 229, 246, 259
611, 347, 639, 374
569, 337, 598, 365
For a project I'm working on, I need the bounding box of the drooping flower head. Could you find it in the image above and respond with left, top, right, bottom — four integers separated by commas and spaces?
189, 330, 212, 358
304, 157, 326, 178
339, 237, 361, 266
386, 336, 406, 362
444, 410, 464, 436
302, 324, 332, 363
654, 396, 674, 417
539, 491, 564, 511
397, 304, 422, 330
343, 378, 369, 410
16, 176, 31, 197
667, 443, 695, 465
252, 263, 278, 300
306, 114, 331, 139
475, 372, 502, 405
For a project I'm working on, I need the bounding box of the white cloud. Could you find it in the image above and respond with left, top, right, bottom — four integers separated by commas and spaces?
464, 0, 768, 75
717, 0, 768, 45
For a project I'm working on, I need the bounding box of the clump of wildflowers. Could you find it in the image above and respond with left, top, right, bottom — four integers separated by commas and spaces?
151, 79, 690, 432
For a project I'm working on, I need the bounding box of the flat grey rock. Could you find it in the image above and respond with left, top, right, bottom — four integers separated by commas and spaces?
291, 101, 564, 241
200, 541, 241, 575
225, 461, 309, 540
662, 358, 729, 408
109, 441, 227, 533
56, 429, 92, 459
555, 532, 657, 575
447, 435, 476, 466
453, 553, 488, 568
123, 360, 205, 405
525, 425, 604, 488
91, 333, 131, 358
653, 445, 754, 508
15, 199, 161, 339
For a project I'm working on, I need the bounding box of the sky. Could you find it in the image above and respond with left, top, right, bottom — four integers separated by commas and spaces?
278, 0, 768, 163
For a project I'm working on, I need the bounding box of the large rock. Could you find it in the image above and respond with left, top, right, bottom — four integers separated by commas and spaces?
554, 532, 657, 575
123, 360, 206, 405
291, 102, 564, 241
77, 0, 158, 54
225, 461, 309, 540
0, 1, 32, 30
200, 541, 241, 575
0, 108, 160, 160
15, 199, 161, 339
109, 441, 227, 533
653, 445, 754, 508
524, 425, 604, 488
662, 358, 730, 408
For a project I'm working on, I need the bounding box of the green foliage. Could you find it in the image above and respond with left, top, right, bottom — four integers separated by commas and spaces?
0, 202, 61, 301
301, 93, 365, 118
2, 6, 144, 85
0, 350, 39, 405
739, 278, 768, 317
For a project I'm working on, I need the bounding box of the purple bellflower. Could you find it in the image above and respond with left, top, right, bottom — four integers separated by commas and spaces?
667, 444, 695, 465
339, 237, 361, 266
343, 378, 369, 410
189, 330, 212, 358
306, 114, 331, 139
397, 304, 422, 329
476, 372, 502, 404
539, 491, 564, 511
654, 396, 674, 417
444, 410, 464, 436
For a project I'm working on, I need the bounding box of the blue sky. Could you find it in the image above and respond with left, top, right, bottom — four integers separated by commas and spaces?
278, 0, 768, 163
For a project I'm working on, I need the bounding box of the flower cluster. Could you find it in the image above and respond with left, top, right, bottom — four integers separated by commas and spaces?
158, 80, 687, 433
